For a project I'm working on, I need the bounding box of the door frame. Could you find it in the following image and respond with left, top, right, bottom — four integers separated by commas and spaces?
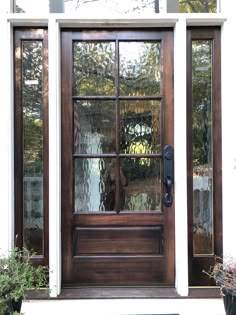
187, 27, 222, 285
61, 28, 175, 287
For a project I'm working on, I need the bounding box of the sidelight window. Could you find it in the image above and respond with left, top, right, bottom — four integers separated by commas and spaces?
187, 27, 222, 285
192, 40, 213, 255
14, 29, 48, 264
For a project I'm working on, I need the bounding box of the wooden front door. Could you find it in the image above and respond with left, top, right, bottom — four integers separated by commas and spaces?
61, 29, 174, 286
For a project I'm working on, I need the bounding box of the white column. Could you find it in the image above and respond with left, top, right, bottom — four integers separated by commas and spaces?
174, 18, 189, 296
48, 17, 61, 297
221, 4, 236, 258
0, 18, 14, 254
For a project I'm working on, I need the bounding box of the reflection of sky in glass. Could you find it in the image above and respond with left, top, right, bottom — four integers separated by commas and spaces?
15, 0, 219, 14
16, 0, 49, 13
16, 0, 158, 14
64, 0, 157, 14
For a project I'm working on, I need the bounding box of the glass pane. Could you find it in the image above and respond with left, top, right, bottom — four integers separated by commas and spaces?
178, 0, 217, 13
121, 158, 161, 211
64, 0, 158, 14
75, 158, 118, 212
74, 100, 116, 154
15, 0, 49, 13
73, 42, 115, 96
119, 42, 161, 96
22, 41, 44, 255
120, 100, 161, 154
192, 40, 213, 255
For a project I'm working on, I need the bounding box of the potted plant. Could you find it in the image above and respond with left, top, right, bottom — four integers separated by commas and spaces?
0, 247, 49, 315
203, 256, 236, 315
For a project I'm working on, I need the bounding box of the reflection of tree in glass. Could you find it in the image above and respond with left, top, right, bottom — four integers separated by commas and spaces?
64, 0, 157, 14
22, 41, 43, 175
120, 100, 161, 154
179, 0, 216, 13
73, 42, 115, 95
119, 42, 161, 96
192, 41, 212, 169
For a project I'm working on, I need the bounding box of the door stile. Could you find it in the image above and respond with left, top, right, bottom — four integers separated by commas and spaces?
61, 31, 73, 282
162, 30, 175, 284
115, 39, 120, 213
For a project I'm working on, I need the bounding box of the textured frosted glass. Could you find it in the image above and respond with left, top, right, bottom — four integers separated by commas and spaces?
73, 41, 115, 96
121, 158, 161, 211
74, 158, 118, 212
74, 100, 116, 154
120, 100, 161, 154
22, 41, 44, 255
192, 40, 213, 255
119, 42, 161, 96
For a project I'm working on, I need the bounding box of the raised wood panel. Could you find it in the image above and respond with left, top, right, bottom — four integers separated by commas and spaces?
70, 256, 165, 285
73, 226, 163, 255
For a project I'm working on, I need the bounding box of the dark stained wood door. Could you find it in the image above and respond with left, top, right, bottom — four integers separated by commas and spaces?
61, 29, 174, 286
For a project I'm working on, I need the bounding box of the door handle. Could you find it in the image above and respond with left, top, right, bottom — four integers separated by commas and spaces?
162, 145, 174, 207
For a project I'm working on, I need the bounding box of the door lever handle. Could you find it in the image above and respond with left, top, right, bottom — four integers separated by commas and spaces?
162, 145, 174, 207
163, 176, 173, 207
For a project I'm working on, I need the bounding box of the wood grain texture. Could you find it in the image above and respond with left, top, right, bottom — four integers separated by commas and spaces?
73, 226, 163, 255
70, 256, 166, 285
61, 29, 175, 286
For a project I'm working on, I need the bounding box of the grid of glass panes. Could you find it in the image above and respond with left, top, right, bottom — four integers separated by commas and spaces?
14, 0, 219, 13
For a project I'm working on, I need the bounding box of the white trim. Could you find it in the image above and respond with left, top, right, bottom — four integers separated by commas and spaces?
7, 14, 48, 26
56, 16, 178, 28
6, 14, 226, 28
0, 19, 14, 254
174, 18, 188, 296
186, 15, 226, 26
56, 15, 226, 28
217, 0, 221, 13
48, 17, 61, 297
221, 15, 236, 259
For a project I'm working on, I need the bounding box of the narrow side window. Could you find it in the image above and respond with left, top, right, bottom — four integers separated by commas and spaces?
14, 29, 48, 265
187, 27, 222, 285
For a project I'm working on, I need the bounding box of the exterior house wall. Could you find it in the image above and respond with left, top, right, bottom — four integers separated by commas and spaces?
0, 0, 235, 298
221, 1, 236, 260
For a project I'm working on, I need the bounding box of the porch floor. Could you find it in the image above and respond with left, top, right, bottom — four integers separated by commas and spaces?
22, 297, 225, 315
